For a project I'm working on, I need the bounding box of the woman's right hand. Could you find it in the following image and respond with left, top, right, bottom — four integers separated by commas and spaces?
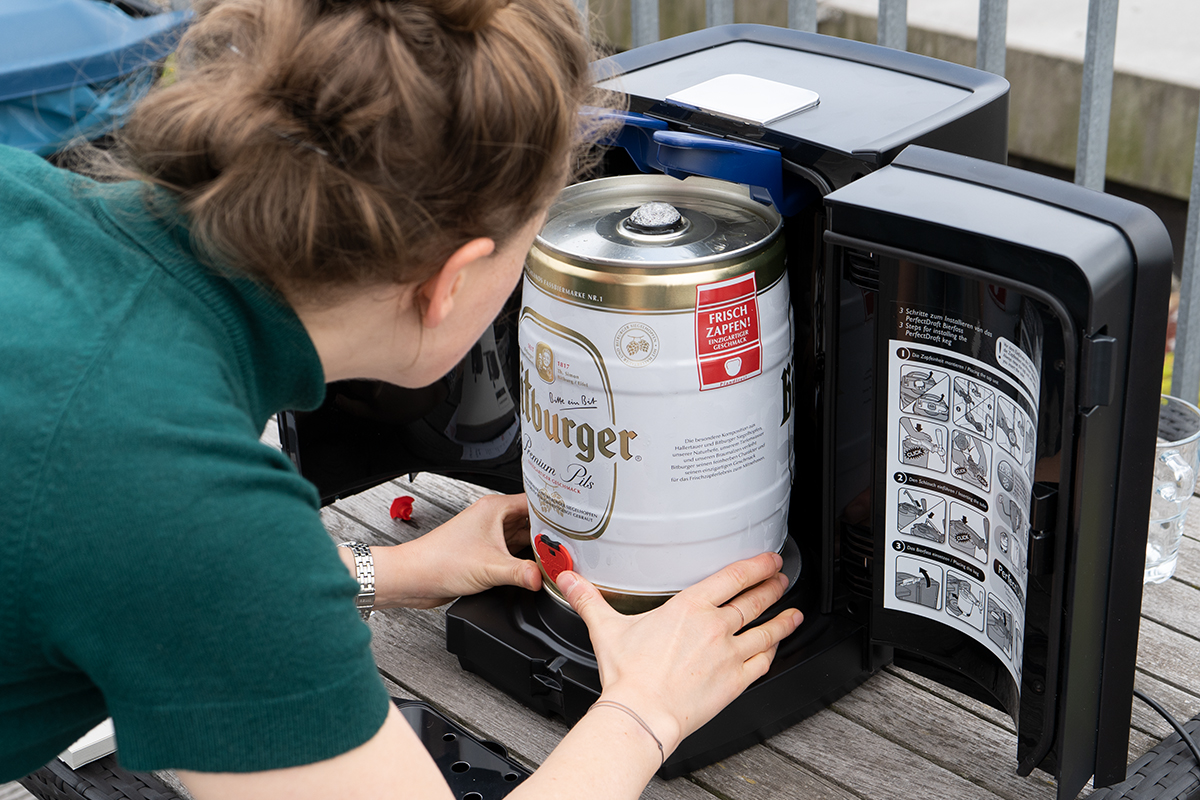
554, 552, 803, 757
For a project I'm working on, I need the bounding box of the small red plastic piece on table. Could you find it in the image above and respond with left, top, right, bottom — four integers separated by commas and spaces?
389, 496, 415, 521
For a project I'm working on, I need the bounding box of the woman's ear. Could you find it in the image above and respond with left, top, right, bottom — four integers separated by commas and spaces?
416, 237, 496, 328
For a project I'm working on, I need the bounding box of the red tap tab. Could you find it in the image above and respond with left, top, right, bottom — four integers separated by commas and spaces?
535, 533, 573, 583
695, 272, 762, 391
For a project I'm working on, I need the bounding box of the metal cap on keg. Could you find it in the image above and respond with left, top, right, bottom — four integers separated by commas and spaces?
528, 175, 786, 312
621, 201, 690, 239
535, 175, 781, 267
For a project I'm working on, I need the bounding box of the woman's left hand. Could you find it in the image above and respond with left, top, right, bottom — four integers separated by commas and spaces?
371, 493, 541, 609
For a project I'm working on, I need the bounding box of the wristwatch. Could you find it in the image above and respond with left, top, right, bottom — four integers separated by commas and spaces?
337, 542, 376, 621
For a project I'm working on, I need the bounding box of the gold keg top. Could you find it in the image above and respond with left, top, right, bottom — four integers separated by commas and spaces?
528, 175, 786, 313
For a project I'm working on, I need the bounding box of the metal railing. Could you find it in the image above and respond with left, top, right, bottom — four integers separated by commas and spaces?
609, 0, 1200, 404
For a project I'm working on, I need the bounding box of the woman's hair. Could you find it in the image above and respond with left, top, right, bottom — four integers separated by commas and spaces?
110, 0, 606, 301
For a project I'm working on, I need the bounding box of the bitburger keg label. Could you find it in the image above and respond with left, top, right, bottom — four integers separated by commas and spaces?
519, 309, 632, 540
696, 273, 762, 390
520, 174, 793, 613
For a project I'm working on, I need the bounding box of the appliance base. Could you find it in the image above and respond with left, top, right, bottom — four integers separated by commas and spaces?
445, 583, 886, 778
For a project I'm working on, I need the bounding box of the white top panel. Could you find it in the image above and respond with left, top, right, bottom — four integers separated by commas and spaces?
666, 74, 820, 126
597, 41, 973, 154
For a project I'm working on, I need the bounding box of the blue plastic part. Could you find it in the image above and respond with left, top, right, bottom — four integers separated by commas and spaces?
652, 130, 800, 213
600, 109, 669, 174
602, 110, 808, 215
0, 0, 190, 153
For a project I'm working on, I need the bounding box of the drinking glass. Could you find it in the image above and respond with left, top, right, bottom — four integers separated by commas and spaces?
1146, 394, 1200, 584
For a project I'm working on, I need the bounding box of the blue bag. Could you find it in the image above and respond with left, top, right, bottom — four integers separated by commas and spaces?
0, 0, 190, 154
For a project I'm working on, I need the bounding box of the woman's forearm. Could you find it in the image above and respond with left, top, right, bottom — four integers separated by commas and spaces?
507, 703, 667, 800
179, 697, 662, 800
335, 494, 541, 610
335, 540, 454, 609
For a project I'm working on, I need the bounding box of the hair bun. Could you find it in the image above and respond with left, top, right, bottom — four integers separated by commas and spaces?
427, 0, 512, 32
318, 0, 510, 32
121, 0, 600, 300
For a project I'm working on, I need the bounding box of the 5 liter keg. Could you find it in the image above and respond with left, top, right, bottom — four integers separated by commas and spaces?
519, 175, 794, 613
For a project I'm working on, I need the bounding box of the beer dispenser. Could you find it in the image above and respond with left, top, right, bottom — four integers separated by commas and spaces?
279, 26, 1173, 798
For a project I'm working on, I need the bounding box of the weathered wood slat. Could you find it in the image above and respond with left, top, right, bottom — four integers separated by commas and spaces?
1131, 671, 1200, 741
830, 670, 1058, 800
323, 483, 455, 547
379, 670, 854, 800
0, 783, 34, 800
690, 746, 862, 800
768, 708, 1010, 800
1173, 512, 1200, 582
260, 418, 281, 449
887, 647, 1184, 777
885, 664, 1016, 732
1125, 726, 1176, 769
370, 607, 722, 800
329, 475, 485, 542
391, 473, 495, 518
1139, 577, 1200, 640
371, 606, 564, 765
854, 676, 1171, 796
1164, 530, 1200, 588
1184, 513, 1200, 543
1136, 617, 1200, 695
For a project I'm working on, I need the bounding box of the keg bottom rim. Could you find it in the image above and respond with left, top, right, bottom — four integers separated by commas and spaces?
538, 538, 801, 617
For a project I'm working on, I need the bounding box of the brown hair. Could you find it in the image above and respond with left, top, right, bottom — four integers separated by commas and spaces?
111, 0, 605, 301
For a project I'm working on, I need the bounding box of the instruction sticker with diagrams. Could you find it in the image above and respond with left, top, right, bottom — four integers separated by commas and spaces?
883, 302, 1040, 685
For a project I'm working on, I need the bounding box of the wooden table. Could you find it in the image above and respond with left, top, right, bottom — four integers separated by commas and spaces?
5, 429, 1198, 800
314, 446, 1200, 800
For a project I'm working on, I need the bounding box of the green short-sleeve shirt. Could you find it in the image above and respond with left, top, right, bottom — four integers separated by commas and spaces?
0, 145, 390, 780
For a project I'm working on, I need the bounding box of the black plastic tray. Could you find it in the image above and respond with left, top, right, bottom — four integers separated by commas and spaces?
394, 698, 531, 799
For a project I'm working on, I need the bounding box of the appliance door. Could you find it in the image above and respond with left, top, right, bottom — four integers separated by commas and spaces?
823, 146, 1172, 798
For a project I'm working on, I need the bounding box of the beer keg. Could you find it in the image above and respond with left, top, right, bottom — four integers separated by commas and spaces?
519, 174, 794, 613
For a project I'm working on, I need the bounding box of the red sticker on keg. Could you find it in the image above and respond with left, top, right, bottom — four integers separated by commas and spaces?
535, 533, 573, 583
695, 273, 762, 391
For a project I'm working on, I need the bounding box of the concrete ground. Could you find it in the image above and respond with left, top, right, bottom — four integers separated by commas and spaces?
812, 0, 1198, 267
825, 0, 1200, 89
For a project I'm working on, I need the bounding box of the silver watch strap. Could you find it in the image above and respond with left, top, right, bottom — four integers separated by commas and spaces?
338, 542, 375, 621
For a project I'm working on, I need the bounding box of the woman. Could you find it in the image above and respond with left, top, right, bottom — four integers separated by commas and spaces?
0, 0, 802, 797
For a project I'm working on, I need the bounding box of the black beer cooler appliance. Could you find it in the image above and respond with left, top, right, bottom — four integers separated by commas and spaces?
279, 26, 1173, 798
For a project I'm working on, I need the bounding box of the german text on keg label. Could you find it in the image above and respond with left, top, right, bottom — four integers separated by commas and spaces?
669, 424, 766, 482
695, 273, 762, 390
